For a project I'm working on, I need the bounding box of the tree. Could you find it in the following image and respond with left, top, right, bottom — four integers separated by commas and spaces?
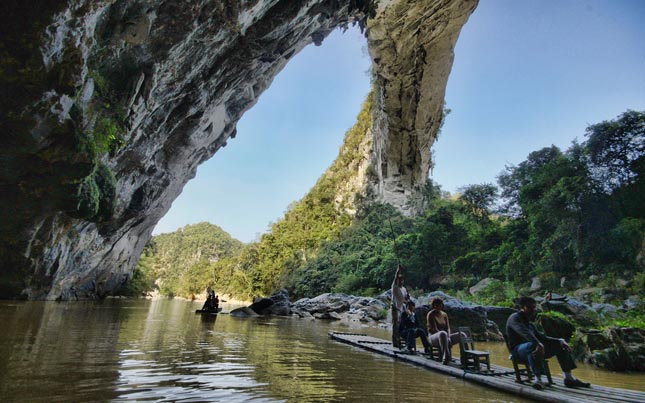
585, 110, 645, 192
458, 183, 498, 225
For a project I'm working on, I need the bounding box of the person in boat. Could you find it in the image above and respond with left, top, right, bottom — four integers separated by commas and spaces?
506, 296, 590, 390
399, 300, 432, 354
202, 287, 219, 312
426, 297, 463, 364
391, 264, 410, 348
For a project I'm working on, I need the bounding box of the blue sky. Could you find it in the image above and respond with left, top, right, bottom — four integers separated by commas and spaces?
154, 0, 645, 242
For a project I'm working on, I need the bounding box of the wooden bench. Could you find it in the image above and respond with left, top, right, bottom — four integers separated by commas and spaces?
458, 327, 490, 371
503, 333, 553, 385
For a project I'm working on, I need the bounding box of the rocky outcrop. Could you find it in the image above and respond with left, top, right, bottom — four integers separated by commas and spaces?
536, 313, 576, 341
292, 292, 388, 322
416, 291, 504, 340
249, 288, 292, 316
573, 327, 645, 372
367, 0, 477, 213
469, 278, 494, 295
230, 290, 388, 322
538, 296, 600, 327
484, 306, 516, 336
1, 0, 477, 299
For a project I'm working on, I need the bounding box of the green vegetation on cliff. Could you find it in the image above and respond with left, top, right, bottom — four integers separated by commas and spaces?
133, 109, 644, 311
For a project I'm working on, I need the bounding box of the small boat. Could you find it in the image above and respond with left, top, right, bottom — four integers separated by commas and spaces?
195, 309, 221, 315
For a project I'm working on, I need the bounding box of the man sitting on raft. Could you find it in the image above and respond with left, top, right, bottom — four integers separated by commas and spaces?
506, 296, 590, 390
399, 300, 432, 354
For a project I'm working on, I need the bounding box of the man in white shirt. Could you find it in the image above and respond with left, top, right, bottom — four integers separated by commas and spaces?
391, 265, 409, 348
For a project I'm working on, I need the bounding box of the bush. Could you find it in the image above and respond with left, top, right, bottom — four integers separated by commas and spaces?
611, 305, 645, 329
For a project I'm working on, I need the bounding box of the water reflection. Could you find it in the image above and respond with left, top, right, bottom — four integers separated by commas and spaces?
0, 300, 127, 402
0, 299, 641, 403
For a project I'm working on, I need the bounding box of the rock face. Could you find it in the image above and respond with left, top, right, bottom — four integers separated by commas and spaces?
0, 0, 478, 299
367, 0, 477, 213
573, 328, 645, 372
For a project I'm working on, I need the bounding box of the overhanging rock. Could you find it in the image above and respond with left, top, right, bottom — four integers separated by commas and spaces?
0, 0, 477, 299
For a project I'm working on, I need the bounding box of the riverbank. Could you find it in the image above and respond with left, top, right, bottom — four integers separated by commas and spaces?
230, 288, 645, 373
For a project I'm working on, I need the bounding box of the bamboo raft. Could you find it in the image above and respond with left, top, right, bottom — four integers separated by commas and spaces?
329, 332, 645, 403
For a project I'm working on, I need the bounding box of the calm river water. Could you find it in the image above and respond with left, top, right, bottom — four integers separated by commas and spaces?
0, 299, 642, 403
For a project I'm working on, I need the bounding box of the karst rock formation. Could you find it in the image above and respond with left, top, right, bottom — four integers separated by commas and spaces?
0, 0, 477, 299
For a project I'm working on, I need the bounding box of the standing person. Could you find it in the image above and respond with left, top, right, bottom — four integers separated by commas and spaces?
399, 300, 432, 354
426, 298, 463, 364
506, 296, 590, 390
391, 265, 409, 348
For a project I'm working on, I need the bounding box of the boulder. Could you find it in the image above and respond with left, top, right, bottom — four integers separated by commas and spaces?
242, 289, 292, 316
313, 311, 342, 320
418, 291, 503, 341
530, 276, 542, 292
249, 297, 274, 314
348, 297, 389, 321
484, 306, 516, 335
375, 290, 392, 305
291, 309, 315, 320
229, 307, 259, 318
574, 286, 601, 302
536, 314, 576, 340
266, 289, 292, 316
445, 302, 502, 341
539, 295, 599, 327
469, 278, 494, 295
573, 327, 645, 372
293, 293, 351, 314
622, 295, 642, 311
591, 303, 621, 319
293, 293, 388, 323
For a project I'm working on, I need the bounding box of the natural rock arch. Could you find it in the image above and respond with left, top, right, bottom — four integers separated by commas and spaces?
0, 0, 477, 299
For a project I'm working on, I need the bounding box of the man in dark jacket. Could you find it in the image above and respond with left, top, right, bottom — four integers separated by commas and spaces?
399, 300, 431, 354
506, 296, 590, 390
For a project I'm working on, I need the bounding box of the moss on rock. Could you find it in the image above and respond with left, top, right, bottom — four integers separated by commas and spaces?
94, 161, 116, 222
67, 161, 116, 221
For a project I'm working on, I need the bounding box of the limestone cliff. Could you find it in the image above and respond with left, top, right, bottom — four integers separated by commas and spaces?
0, 0, 477, 299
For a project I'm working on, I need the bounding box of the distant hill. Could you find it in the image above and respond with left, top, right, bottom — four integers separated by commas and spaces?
136, 222, 244, 296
